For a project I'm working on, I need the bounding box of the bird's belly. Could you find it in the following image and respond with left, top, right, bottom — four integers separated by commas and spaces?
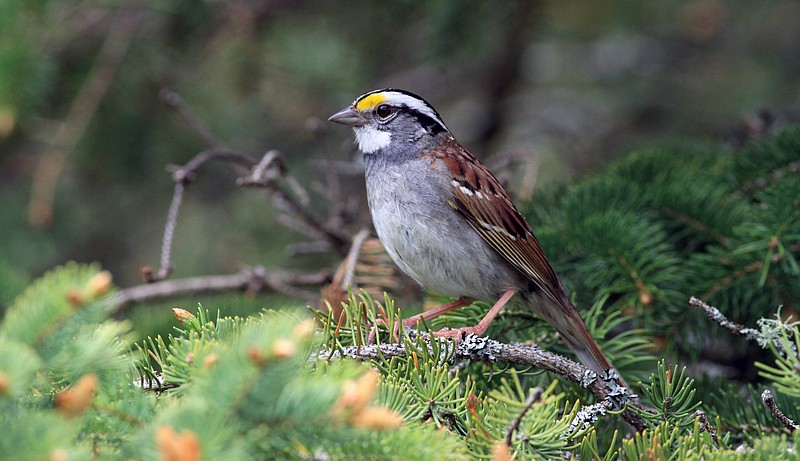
366, 171, 515, 300
377, 214, 486, 298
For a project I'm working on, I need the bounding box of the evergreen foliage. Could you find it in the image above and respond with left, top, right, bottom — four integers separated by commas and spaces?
1, 128, 798, 459
0, 264, 466, 460
522, 129, 799, 356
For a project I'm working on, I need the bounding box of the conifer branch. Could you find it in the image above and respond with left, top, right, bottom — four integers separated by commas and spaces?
699, 260, 764, 300
739, 160, 800, 195
317, 333, 646, 431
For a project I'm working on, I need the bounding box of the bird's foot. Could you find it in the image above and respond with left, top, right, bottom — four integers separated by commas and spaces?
430, 289, 518, 340
432, 324, 487, 339
366, 318, 401, 344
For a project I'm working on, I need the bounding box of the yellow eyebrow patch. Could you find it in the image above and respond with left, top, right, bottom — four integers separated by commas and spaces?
355, 93, 387, 111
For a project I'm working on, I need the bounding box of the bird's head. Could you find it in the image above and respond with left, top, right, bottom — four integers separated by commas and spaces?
328, 88, 449, 154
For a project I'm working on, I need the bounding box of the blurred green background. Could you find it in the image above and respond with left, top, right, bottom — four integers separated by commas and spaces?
1, 0, 799, 318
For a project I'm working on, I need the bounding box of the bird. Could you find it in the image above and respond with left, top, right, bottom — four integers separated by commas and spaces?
328, 88, 621, 380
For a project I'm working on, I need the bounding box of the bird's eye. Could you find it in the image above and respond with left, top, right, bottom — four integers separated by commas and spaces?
375, 104, 393, 119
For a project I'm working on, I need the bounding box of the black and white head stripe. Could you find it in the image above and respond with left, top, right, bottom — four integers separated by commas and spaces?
354, 89, 449, 133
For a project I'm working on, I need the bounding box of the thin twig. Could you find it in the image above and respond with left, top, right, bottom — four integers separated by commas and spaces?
285, 241, 334, 256
339, 229, 372, 288
144, 88, 359, 286
174, 147, 257, 174
116, 266, 331, 314
483, 149, 540, 201
139, 89, 364, 304
151, 179, 183, 281
29, 7, 142, 227
690, 296, 797, 357
144, 136, 348, 282
700, 261, 764, 300
505, 387, 543, 445
159, 88, 224, 147
689, 297, 763, 344
238, 150, 351, 252
761, 389, 798, 432
695, 409, 720, 446
143, 147, 257, 282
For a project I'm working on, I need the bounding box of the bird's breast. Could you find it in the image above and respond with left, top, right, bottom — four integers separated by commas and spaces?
364, 158, 519, 300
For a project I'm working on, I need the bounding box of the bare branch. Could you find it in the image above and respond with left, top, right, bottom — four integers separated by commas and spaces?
148, 179, 182, 282
761, 389, 798, 432
484, 149, 540, 202
689, 297, 763, 344
143, 147, 257, 283
690, 296, 794, 356
338, 228, 372, 289
116, 266, 331, 314
143, 90, 358, 284
285, 241, 334, 256
159, 88, 225, 148
172, 147, 257, 175
238, 150, 351, 251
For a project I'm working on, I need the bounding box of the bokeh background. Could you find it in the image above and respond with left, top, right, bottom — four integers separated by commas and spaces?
2, 0, 799, 322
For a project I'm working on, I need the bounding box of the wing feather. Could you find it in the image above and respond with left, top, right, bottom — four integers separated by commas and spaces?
437, 138, 565, 305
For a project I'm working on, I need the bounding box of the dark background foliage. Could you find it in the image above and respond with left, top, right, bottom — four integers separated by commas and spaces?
1, 0, 799, 334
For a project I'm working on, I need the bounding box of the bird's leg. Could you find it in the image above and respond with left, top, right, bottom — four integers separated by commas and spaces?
367, 297, 474, 344
434, 288, 518, 338
402, 297, 474, 328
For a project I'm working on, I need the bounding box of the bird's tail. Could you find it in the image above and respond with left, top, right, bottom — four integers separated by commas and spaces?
531, 294, 630, 390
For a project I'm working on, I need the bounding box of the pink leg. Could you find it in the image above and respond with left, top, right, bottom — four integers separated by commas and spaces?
402, 297, 473, 328
434, 288, 518, 338
368, 297, 474, 344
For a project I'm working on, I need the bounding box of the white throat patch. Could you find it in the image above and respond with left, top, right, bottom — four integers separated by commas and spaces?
353, 126, 391, 154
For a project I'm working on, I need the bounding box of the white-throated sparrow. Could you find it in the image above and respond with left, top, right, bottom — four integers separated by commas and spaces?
329, 88, 619, 379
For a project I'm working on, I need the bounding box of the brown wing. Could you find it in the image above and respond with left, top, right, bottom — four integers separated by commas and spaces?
435, 137, 565, 305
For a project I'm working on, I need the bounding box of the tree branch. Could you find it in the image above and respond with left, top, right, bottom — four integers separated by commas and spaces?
142, 90, 355, 284
116, 266, 331, 315
689, 296, 792, 355
142, 147, 257, 283
159, 89, 225, 147
689, 296, 764, 344
315, 334, 646, 432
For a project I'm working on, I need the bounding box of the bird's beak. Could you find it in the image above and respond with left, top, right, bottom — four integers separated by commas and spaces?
328, 106, 367, 127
